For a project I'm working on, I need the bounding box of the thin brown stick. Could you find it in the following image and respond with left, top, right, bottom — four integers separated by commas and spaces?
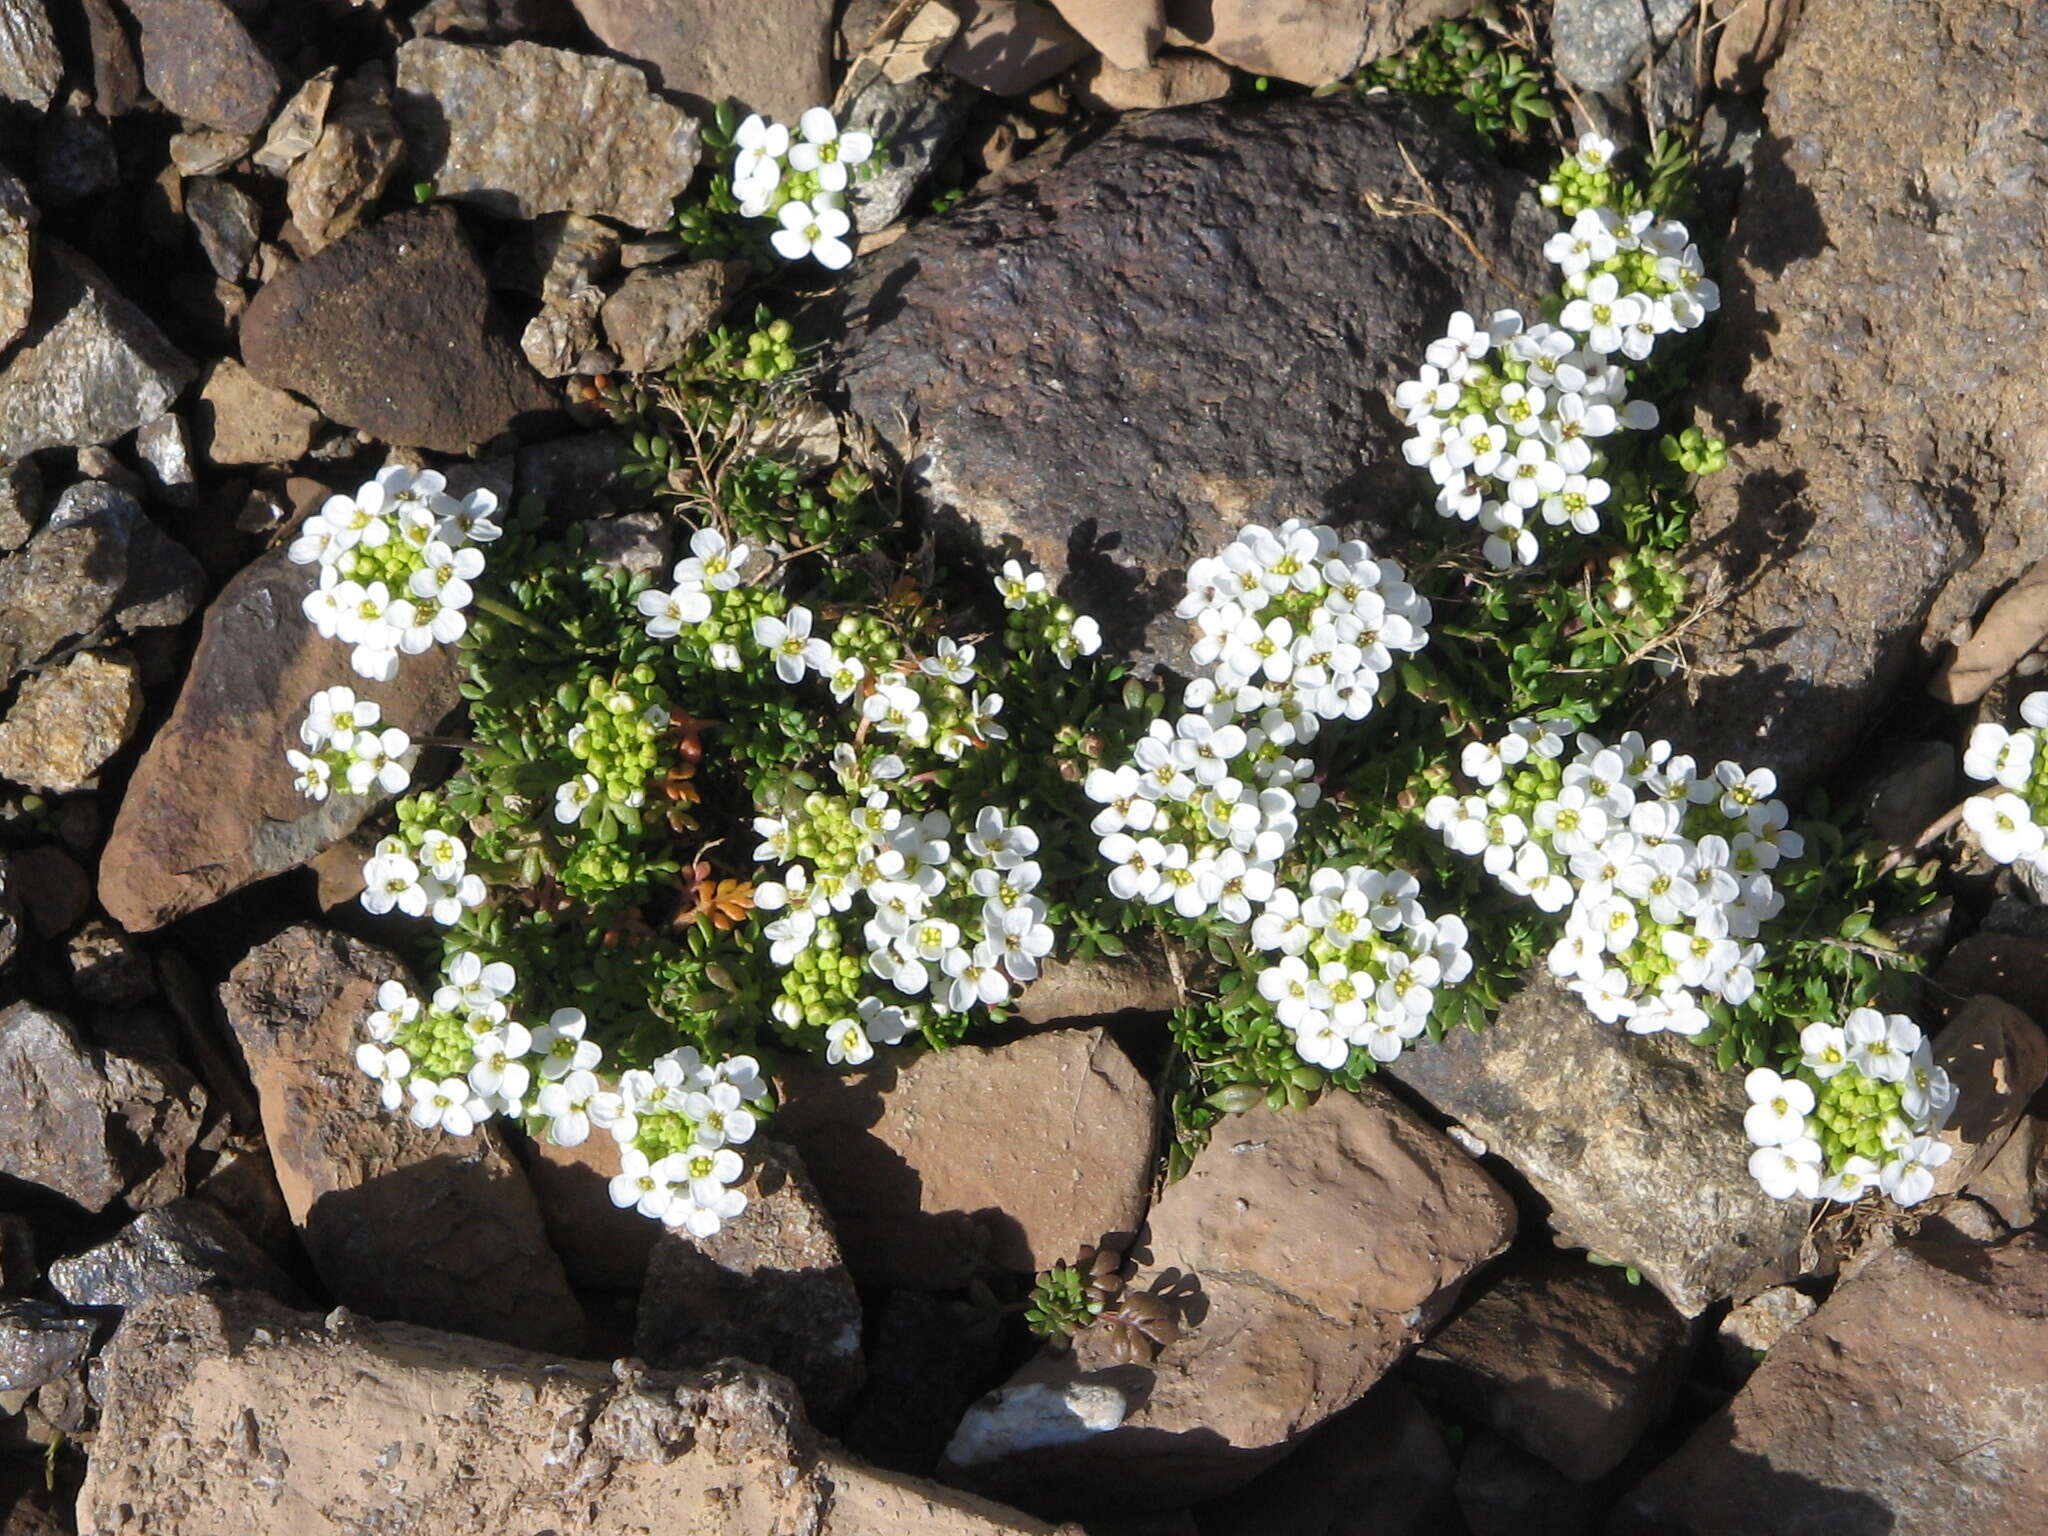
1361, 144, 1542, 307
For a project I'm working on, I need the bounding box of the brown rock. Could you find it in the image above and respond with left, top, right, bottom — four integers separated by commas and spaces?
0, 648, 141, 791
167, 129, 252, 176
943, 0, 1090, 93
1456, 1431, 1611, 1536
773, 1026, 1158, 1289
0, 172, 30, 355
254, 69, 334, 174
490, 210, 620, 299
636, 1142, 865, 1420
83, 1288, 1058, 1536
196, 357, 320, 466
1965, 1112, 2048, 1231
1052, 0, 1162, 68
1937, 930, 2048, 1024
1711, 0, 1803, 91
1163, 0, 1446, 85
1071, 49, 1233, 110
521, 286, 605, 377
1615, 1234, 2048, 1535
9, 844, 87, 938
600, 259, 740, 374
844, 1289, 1008, 1473
1407, 1251, 1691, 1481
520, 1128, 659, 1288
945, 1087, 1515, 1515
1713, 1283, 1816, 1377
287, 71, 406, 251
240, 206, 554, 456
0, 0, 60, 111
78, 0, 141, 116
1013, 939, 1184, 1025
1935, 554, 2048, 705
568, 0, 835, 121
1931, 996, 2048, 1196
120, 0, 281, 133
218, 926, 588, 1354
98, 549, 460, 932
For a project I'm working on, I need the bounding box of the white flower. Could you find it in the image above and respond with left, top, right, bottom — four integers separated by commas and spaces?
409, 1075, 488, 1137
1749, 1137, 1823, 1200
770, 199, 854, 270
753, 605, 834, 684
468, 1022, 535, 1110
608, 1146, 678, 1219
361, 850, 427, 917
1743, 1068, 1816, 1147
996, 560, 1047, 609
663, 1145, 748, 1237
354, 1043, 411, 1111
2023, 691, 2048, 729
1560, 273, 1643, 356
787, 106, 875, 192
346, 727, 413, 796
1798, 1022, 1851, 1079
1964, 791, 2045, 865
637, 584, 713, 640
531, 1007, 602, 1080
674, 527, 750, 591
1575, 133, 1616, 172
826, 1016, 873, 1066
555, 773, 600, 824
288, 749, 331, 801
733, 113, 790, 190
1879, 1135, 1952, 1206
534, 1069, 600, 1147
365, 979, 419, 1042
681, 1081, 757, 1147
1842, 1008, 1918, 1084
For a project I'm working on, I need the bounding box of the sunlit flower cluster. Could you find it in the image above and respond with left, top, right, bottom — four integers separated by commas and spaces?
1249, 866, 1472, 1069
1961, 691, 2048, 869
995, 559, 1103, 669
287, 685, 411, 804
355, 955, 769, 1237
1741, 1009, 1955, 1206
357, 799, 487, 926
730, 108, 874, 270
290, 466, 498, 682
1428, 719, 1800, 1037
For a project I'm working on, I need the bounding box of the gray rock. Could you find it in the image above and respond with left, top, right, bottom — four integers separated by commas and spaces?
134, 411, 198, 506
841, 67, 974, 235
581, 509, 672, 575
184, 175, 260, 281
1384, 980, 1811, 1317
0, 240, 195, 459
0, 171, 31, 354
0, 454, 37, 550
0, 1300, 94, 1393
515, 431, 638, 523
50, 480, 207, 631
32, 98, 118, 206
121, 0, 281, 134
0, 647, 144, 792
393, 39, 702, 229
520, 287, 604, 378
48, 1199, 296, 1308
0, 0, 59, 111
827, 96, 1552, 671
1550, 0, 1693, 93
635, 1143, 865, 1421
240, 207, 554, 454
600, 260, 740, 374
167, 129, 252, 176
253, 69, 333, 174
567, 0, 834, 121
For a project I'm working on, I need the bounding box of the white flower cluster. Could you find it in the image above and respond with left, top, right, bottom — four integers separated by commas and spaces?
1397, 136, 1719, 569
1961, 692, 2048, 868
359, 824, 487, 926
995, 560, 1102, 668
356, 956, 770, 1238
1741, 1009, 1955, 1205
287, 685, 411, 804
290, 466, 498, 683
731, 108, 873, 270
1428, 720, 1800, 1037
1250, 866, 1472, 1069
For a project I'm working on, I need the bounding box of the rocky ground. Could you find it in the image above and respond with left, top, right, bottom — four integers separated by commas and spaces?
0, 1, 2046, 1534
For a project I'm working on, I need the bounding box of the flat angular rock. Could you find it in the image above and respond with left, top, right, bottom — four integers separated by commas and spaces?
0, 648, 143, 792
394, 39, 701, 229
218, 927, 587, 1354
945, 1087, 1515, 1515
1614, 1234, 2048, 1535
0, 0, 60, 111
82, 1288, 1058, 1536
241, 206, 554, 453
47, 1198, 296, 1308
600, 259, 740, 373
1163, 0, 1451, 85
184, 175, 260, 281
568, 0, 834, 121
840, 68, 974, 235
0, 240, 194, 459
636, 1142, 865, 1421
0, 1300, 94, 1393
1051, 0, 1162, 69
287, 74, 406, 252
1071, 49, 1235, 112
1384, 980, 1811, 1316
120, 0, 280, 133
774, 1026, 1157, 1290
827, 96, 1551, 670
196, 357, 319, 466
1929, 996, 2048, 1196
942, 0, 1088, 93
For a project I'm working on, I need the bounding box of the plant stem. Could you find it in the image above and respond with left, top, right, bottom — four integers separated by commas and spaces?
472, 593, 564, 646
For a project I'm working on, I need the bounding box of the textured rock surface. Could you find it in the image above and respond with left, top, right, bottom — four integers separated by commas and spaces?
0, 0, 61, 111
1930, 996, 2048, 1196
121, 0, 281, 133
773, 1026, 1157, 1289
840, 69, 974, 234
287, 70, 407, 251
1615, 1235, 2048, 1534
395, 39, 702, 228
0, 648, 142, 792
0, 1300, 93, 1394
1658, 0, 2048, 790
601, 259, 740, 373
195, 357, 320, 466
242, 207, 554, 453
218, 926, 587, 1354
0, 240, 194, 458
99, 547, 461, 931
569, 0, 834, 120
636, 1143, 865, 1421
47, 1198, 295, 1308
1549, 0, 1692, 92
0, 171, 31, 354
946, 1087, 1515, 1515
828, 96, 1551, 668
942, 0, 1089, 93
1071, 49, 1235, 111
1384, 979, 1810, 1316
1162, 0, 1462, 84
1051, 0, 1161, 68
81, 1289, 1057, 1536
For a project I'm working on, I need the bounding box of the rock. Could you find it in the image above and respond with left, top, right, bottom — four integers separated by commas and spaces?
1051, 0, 1161, 69
1406, 1251, 1690, 1480
520, 287, 605, 377
841, 68, 974, 235
1071, 50, 1234, 111
0, 457, 35, 551
1163, 0, 1447, 85
1194, 1381, 1462, 1536
394, 39, 701, 229
83, 1288, 1059, 1536
1662, 0, 2048, 791
519, 1130, 660, 1289
121, 0, 281, 133
47, 1198, 295, 1308
827, 96, 1551, 670
134, 412, 197, 506
195, 357, 319, 466
0, 1, 58, 111
773, 1026, 1158, 1290
1846, 739, 1954, 844
600, 260, 741, 373
241, 207, 553, 455
1014, 940, 1184, 1025
567, 0, 835, 121
515, 430, 639, 522
1714, 1283, 1816, 1377
490, 211, 619, 299
254, 69, 333, 174
0, 1301, 93, 1394
167, 129, 252, 176
943, 0, 1090, 94
742, 397, 841, 470
218, 927, 587, 1354
944, 1087, 1515, 1515
580, 509, 672, 575
1711, 0, 1803, 92
34, 93, 119, 207
0, 240, 194, 459
844, 1289, 1007, 1473
1548, 0, 1692, 93
1965, 1112, 2048, 1231
1931, 996, 2048, 1197
1939, 931, 2048, 1024
97, 547, 460, 930
636, 1143, 865, 1421
287, 69, 406, 251
1615, 1234, 2048, 1534
79, 0, 141, 116
0, 173, 30, 356
0, 649, 142, 792
0, 1001, 203, 1213
67, 920, 153, 1005
185, 175, 260, 281
1935, 554, 2048, 704
9, 844, 88, 938
1383, 979, 1810, 1317
1455, 1432, 1612, 1536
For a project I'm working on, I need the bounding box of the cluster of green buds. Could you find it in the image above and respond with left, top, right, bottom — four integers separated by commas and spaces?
1539, 132, 1621, 216
559, 668, 672, 823
995, 559, 1103, 670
